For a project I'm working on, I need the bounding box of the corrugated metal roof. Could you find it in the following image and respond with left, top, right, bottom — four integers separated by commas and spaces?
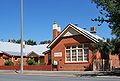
0, 41, 49, 56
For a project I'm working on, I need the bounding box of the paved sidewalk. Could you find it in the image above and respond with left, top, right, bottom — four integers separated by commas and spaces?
0, 70, 120, 77
0, 70, 99, 75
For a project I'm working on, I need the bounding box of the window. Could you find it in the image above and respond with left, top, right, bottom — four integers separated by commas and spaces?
78, 49, 83, 61
72, 50, 76, 61
66, 44, 89, 62
66, 50, 71, 61
84, 49, 88, 61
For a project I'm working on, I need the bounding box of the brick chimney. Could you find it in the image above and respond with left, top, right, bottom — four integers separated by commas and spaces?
52, 21, 61, 40
90, 26, 96, 34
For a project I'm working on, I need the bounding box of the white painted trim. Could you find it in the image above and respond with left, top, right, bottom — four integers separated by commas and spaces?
48, 24, 102, 48
70, 46, 72, 62
76, 46, 78, 62
48, 24, 71, 48
65, 44, 89, 63
65, 61, 88, 63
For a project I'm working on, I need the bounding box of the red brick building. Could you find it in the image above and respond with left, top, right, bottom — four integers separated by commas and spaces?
0, 42, 48, 66
45, 22, 120, 71
0, 22, 120, 71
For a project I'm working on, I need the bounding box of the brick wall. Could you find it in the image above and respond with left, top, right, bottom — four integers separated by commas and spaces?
0, 65, 52, 71
109, 54, 120, 68
51, 35, 93, 71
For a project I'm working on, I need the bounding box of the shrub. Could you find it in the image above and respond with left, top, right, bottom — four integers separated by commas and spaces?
27, 59, 36, 65
5, 60, 14, 66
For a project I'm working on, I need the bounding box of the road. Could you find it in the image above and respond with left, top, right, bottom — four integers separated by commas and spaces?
0, 74, 119, 81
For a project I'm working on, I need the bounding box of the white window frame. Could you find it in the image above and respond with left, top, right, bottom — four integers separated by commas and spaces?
65, 44, 89, 63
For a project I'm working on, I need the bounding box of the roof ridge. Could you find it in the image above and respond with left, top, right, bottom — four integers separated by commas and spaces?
70, 24, 103, 40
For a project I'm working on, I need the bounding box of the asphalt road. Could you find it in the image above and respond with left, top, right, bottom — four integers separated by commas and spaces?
0, 74, 120, 81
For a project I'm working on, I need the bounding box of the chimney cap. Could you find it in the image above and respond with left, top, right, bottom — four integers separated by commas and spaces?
53, 21, 57, 24
53, 21, 58, 30
57, 26, 61, 32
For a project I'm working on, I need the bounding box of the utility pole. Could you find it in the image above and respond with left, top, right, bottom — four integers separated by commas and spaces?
20, 0, 24, 74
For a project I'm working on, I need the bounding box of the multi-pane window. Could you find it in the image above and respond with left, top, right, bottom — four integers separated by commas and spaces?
78, 49, 83, 61
66, 50, 71, 61
72, 50, 76, 61
66, 44, 89, 62
84, 49, 89, 61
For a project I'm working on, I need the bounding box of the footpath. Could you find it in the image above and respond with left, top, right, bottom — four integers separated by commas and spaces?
0, 70, 120, 77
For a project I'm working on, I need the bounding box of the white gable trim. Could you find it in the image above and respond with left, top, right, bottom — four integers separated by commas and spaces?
47, 24, 71, 48
70, 25, 98, 42
48, 24, 102, 48
63, 27, 79, 37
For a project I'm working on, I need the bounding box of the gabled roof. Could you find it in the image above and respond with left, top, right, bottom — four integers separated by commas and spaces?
48, 24, 103, 48
0, 51, 12, 57
27, 51, 40, 57
0, 41, 49, 56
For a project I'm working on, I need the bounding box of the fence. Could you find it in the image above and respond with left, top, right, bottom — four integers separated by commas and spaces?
92, 59, 120, 71
0, 65, 52, 71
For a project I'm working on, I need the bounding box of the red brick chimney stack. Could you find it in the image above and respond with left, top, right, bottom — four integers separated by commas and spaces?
52, 21, 61, 40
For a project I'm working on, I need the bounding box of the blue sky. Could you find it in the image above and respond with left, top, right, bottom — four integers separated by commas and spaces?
0, 0, 112, 43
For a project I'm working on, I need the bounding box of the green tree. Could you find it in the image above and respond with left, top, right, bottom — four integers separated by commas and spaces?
91, 39, 115, 70
8, 39, 16, 43
16, 39, 21, 44
26, 39, 37, 45
92, 0, 120, 37
91, 39, 114, 59
111, 38, 120, 59
39, 40, 51, 44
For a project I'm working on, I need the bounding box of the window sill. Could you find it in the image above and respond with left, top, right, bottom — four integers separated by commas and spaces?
65, 61, 88, 64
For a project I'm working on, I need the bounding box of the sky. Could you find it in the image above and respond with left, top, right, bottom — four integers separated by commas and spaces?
0, 0, 113, 43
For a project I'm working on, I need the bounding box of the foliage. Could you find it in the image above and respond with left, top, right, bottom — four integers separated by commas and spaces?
92, 0, 120, 37
8, 39, 51, 45
8, 39, 37, 45
16, 39, 21, 44
91, 39, 115, 59
8, 39, 16, 43
27, 59, 36, 65
8, 39, 21, 43
25, 39, 37, 45
111, 38, 120, 59
91, 39, 116, 71
39, 40, 51, 44
5, 60, 14, 66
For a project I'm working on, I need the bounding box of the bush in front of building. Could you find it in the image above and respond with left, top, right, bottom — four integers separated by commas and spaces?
27, 59, 36, 65
5, 60, 14, 66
